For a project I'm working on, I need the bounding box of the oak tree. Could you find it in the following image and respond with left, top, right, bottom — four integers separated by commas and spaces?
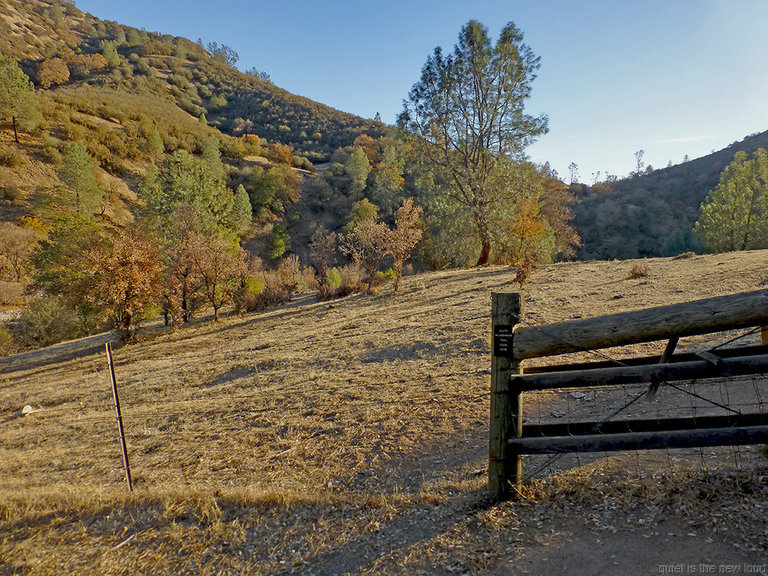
85, 226, 163, 335
694, 149, 768, 252
186, 232, 246, 321
384, 198, 423, 291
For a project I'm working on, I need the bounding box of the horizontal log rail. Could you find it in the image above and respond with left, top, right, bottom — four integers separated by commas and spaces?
511, 289, 768, 360
508, 425, 768, 454
523, 344, 768, 374
512, 352, 768, 391
521, 413, 768, 438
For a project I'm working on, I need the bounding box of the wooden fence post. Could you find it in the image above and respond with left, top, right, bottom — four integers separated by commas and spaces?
489, 291, 523, 500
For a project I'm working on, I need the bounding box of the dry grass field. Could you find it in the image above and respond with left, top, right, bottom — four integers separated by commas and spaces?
1, 251, 768, 574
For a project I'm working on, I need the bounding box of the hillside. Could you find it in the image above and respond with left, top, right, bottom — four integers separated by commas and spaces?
1, 252, 766, 572
0, 0, 384, 161
0, 0, 387, 232
573, 129, 768, 260
0, 0, 402, 318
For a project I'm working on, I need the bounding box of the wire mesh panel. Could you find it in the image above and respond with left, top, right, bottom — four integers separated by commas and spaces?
519, 373, 768, 484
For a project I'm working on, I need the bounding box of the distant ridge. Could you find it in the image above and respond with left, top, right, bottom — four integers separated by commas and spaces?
572, 129, 768, 260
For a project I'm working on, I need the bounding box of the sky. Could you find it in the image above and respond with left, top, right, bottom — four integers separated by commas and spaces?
72, 0, 768, 182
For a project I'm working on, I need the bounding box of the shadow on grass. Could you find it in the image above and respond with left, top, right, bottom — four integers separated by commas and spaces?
274, 486, 495, 576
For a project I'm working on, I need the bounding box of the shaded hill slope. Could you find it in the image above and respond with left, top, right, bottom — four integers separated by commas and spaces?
573, 130, 768, 260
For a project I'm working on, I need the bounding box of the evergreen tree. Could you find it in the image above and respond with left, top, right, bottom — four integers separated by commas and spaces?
0, 55, 41, 143
344, 147, 371, 196
30, 215, 105, 332
58, 142, 103, 217
345, 198, 378, 232
100, 40, 120, 69
227, 184, 252, 236
269, 222, 290, 261
399, 20, 548, 265
370, 143, 405, 218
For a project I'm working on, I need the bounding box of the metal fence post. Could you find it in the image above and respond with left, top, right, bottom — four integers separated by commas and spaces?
106, 343, 133, 492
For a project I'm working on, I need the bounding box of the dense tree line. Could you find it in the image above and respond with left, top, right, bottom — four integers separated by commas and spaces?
0, 6, 638, 355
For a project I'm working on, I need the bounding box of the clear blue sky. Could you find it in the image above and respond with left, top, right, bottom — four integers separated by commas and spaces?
73, 0, 768, 182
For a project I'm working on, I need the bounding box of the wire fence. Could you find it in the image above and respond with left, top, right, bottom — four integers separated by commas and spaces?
507, 316, 768, 487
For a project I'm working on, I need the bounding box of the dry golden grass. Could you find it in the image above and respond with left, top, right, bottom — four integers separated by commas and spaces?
2, 251, 768, 573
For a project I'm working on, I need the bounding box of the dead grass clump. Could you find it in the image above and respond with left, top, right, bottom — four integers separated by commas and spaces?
0, 147, 24, 168
0, 281, 24, 305
672, 251, 696, 260
338, 264, 365, 292
627, 262, 649, 278
512, 252, 537, 287
235, 255, 317, 312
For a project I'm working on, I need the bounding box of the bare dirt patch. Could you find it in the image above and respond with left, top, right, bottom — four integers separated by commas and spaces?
1, 251, 767, 573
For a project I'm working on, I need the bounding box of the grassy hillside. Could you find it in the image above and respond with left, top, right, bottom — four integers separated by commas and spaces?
1, 252, 766, 572
573, 130, 768, 260
0, 0, 387, 225
0, 0, 384, 160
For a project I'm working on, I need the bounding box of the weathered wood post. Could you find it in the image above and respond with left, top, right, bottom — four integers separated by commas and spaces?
489, 291, 523, 500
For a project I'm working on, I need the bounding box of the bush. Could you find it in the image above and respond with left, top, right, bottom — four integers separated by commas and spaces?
627, 263, 649, 279
233, 275, 265, 313
274, 254, 301, 295
0, 148, 23, 168
234, 256, 315, 312
318, 264, 367, 300
42, 145, 63, 165
326, 267, 342, 290
13, 296, 82, 349
1, 182, 21, 203
0, 325, 15, 357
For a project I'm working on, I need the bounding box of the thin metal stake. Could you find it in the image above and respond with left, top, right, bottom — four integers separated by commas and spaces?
106, 343, 133, 491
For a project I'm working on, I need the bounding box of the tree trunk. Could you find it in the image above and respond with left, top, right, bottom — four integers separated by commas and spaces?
473, 208, 491, 266
181, 281, 189, 323
476, 241, 491, 266
394, 260, 403, 292
12, 116, 18, 144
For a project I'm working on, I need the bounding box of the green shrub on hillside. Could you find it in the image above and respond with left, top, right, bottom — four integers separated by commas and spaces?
13, 295, 82, 348
0, 324, 14, 356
